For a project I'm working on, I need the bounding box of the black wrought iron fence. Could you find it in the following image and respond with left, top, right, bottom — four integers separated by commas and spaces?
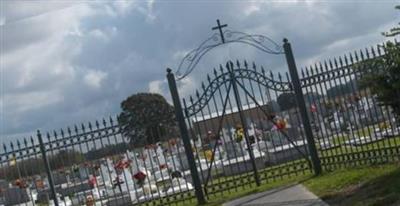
299, 41, 400, 170
1, 40, 399, 206
0, 118, 198, 206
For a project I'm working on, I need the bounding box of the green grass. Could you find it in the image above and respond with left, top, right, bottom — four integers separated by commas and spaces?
143, 160, 312, 206
182, 163, 400, 206
318, 134, 400, 165
304, 163, 400, 206
144, 162, 400, 206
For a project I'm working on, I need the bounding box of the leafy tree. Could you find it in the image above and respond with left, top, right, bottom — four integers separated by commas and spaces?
85, 143, 131, 161
49, 150, 85, 169
1, 150, 85, 180
304, 92, 322, 103
382, 5, 400, 37
277, 93, 296, 111
326, 80, 358, 99
118, 93, 178, 147
360, 6, 400, 124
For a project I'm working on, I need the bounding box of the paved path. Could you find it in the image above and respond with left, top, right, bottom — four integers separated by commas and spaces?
222, 184, 328, 206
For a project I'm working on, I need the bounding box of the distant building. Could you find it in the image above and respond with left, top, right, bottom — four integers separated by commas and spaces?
190, 101, 305, 144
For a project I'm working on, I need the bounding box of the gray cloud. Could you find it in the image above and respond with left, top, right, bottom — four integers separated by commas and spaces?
1, 0, 398, 141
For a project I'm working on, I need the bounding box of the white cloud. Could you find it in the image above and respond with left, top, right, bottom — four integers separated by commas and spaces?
112, 1, 137, 15
243, 3, 262, 16
89, 29, 108, 41
148, 80, 165, 94
299, 20, 397, 67
84, 70, 108, 89
89, 27, 118, 42
177, 76, 197, 98
3, 90, 64, 114
145, 0, 156, 22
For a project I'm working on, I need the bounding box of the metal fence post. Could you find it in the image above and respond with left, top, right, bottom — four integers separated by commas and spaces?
166, 68, 206, 204
227, 62, 261, 186
37, 130, 59, 206
283, 38, 322, 175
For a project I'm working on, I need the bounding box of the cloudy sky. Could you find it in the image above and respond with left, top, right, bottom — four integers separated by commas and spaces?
0, 0, 398, 142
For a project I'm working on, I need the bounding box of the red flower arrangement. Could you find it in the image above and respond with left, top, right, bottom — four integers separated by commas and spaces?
114, 159, 131, 171
15, 179, 26, 188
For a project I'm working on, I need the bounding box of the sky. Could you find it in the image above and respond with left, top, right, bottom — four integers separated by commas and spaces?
0, 0, 399, 143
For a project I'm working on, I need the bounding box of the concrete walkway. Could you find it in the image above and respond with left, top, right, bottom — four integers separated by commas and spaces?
222, 184, 328, 206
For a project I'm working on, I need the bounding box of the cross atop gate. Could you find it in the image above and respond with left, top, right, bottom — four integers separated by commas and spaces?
212, 19, 228, 43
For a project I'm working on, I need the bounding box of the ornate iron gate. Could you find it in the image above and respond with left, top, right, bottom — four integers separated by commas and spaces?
167, 35, 321, 203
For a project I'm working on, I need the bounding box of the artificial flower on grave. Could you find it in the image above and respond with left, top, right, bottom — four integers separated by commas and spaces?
273, 116, 287, 131
133, 170, 147, 186
234, 124, 244, 143
204, 150, 213, 161
15, 179, 26, 188
14, 179, 21, 187
159, 164, 168, 170
9, 157, 16, 166
310, 104, 317, 113
114, 158, 131, 173
88, 175, 97, 189
86, 195, 95, 206
169, 138, 177, 146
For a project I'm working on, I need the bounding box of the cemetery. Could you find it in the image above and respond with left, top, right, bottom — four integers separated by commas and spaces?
1, 2, 400, 206
1, 71, 399, 205
1, 111, 398, 206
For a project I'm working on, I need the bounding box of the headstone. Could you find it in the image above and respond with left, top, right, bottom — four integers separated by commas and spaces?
224, 141, 246, 160
99, 163, 112, 186
121, 168, 135, 192
53, 171, 68, 186
166, 154, 181, 171
143, 148, 158, 172
166, 178, 193, 195
154, 168, 170, 183
266, 140, 308, 164
171, 149, 189, 171
155, 145, 167, 166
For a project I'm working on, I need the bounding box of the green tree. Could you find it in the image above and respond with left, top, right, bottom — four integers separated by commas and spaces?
360, 6, 400, 124
326, 80, 358, 99
382, 5, 400, 37
118, 93, 178, 147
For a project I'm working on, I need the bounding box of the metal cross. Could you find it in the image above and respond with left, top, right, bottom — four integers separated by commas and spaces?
212, 19, 228, 44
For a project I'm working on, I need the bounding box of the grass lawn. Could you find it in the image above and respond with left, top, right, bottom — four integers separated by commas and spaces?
304, 163, 400, 206
146, 161, 399, 206
198, 163, 400, 206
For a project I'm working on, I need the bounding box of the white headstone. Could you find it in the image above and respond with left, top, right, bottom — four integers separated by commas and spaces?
156, 146, 166, 166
